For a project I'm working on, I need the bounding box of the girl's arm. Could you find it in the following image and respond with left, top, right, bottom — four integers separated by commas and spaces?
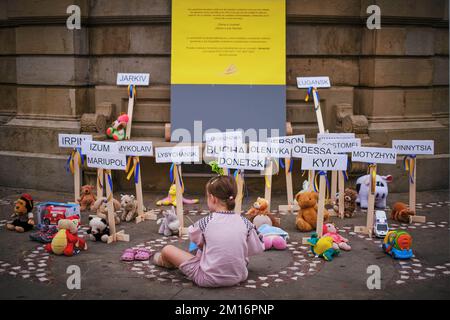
188, 224, 204, 249
247, 227, 265, 256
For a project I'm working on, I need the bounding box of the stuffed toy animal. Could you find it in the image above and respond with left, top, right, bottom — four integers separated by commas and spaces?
91, 197, 121, 225
246, 197, 280, 228
333, 188, 358, 218
258, 224, 288, 251
356, 174, 393, 209
391, 202, 415, 223
322, 223, 351, 251
307, 233, 340, 261
295, 191, 329, 232
157, 207, 180, 236
120, 194, 138, 222
86, 216, 110, 242
77, 185, 96, 211
106, 113, 129, 141
6, 194, 35, 233
156, 184, 199, 207
45, 217, 87, 256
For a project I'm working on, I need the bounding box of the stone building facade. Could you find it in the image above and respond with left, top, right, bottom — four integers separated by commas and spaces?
0, 0, 448, 194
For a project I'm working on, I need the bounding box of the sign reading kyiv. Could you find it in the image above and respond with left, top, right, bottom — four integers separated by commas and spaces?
58, 134, 92, 148
155, 146, 200, 163
116, 73, 150, 86
352, 147, 397, 164
301, 154, 348, 171
392, 140, 434, 155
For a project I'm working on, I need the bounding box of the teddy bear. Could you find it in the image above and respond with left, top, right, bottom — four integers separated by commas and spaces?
106, 113, 129, 141
157, 207, 180, 236
45, 217, 87, 256
322, 223, 351, 251
245, 197, 280, 228
77, 185, 96, 211
91, 197, 121, 225
307, 233, 340, 261
391, 202, 415, 223
86, 216, 110, 242
120, 194, 138, 222
6, 193, 35, 233
295, 191, 329, 232
333, 188, 358, 218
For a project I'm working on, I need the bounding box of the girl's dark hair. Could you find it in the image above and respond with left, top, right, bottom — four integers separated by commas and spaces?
206, 175, 237, 210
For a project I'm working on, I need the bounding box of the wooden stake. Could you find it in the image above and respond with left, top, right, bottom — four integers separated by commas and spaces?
354, 164, 376, 237
174, 164, 185, 235
278, 158, 297, 213
74, 150, 81, 203
331, 170, 337, 203
96, 169, 104, 199
235, 170, 244, 214
312, 87, 325, 134
264, 158, 273, 212
316, 174, 326, 237
125, 87, 135, 140
104, 170, 129, 243
308, 170, 315, 192
134, 157, 157, 224
338, 171, 345, 219
409, 158, 416, 211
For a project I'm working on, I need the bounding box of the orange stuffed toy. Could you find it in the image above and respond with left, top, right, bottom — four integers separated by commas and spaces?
391, 202, 415, 223
295, 191, 329, 232
246, 197, 280, 228
77, 185, 96, 211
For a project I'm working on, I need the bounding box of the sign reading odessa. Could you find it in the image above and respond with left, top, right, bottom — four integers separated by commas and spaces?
352, 147, 397, 164
249, 141, 289, 158
117, 141, 153, 157
218, 152, 266, 171
297, 76, 331, 89
301, 154, 348, 171
392, 140, 434, 155
155, 146, 200, 163
58, 134, 92, 148
291, 143, 334, 158
116, 73, 150, 86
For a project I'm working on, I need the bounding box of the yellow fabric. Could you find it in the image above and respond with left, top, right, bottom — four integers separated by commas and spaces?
312, 236, 334, 255
51, 230, 67, 255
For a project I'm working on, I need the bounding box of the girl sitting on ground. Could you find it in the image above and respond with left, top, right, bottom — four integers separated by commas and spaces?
153, 175, 265, 287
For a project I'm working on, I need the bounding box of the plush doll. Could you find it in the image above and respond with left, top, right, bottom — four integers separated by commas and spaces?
120, 194, 139, 222
322, 223, 351, 251
45, 217, 87, 256
333, 188, 358, 218
6, 194, 35, 233
157, 207, 180, 236
91, 197, 121, 225
246, 197, 280, 228
257, 224, 288, 251
156, 184, 199, 207
391, 202, 415, 223
295, 191, 329, 232
307, 233, 340, 261
356, 174, 393, 209
77, 185, 96, 211
106, 114, 129, 141
86, 216, 110, 242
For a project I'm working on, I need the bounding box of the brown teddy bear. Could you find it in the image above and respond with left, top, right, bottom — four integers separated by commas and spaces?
245, 197, 280, 228
6, 194, 35, 232
91, 197, 121, 225
333, 188, 358, 218
77, 185, 96, 211
295, 191, 329, 232
391, 202, 415, 223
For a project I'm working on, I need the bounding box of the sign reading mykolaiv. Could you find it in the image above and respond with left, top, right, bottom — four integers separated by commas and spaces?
319, 138, 361, 153
116, 73, 150, 86
249, 141, 289, 158
155, 146, 201, 163
58, 134, 92, 148
117, 141, 153, 157
297, 76, 331, 89
81, 140, 120, 154
291, 143, 334, 158
392, 140, 434, 155
218, 152, 266, 171
317, 132, 355, 143
301, 154, 348, 171
352, 147, 397, 164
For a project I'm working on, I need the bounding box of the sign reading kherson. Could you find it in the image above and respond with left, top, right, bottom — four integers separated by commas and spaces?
267, 134, 306, 145
81, 140, 119, 155
155, 146, 200, 163
319, 138, 361, 153
204, 131, 244, 143
58, 134, 92, 148
218, 152, 266, 171
117, 141, 153, 157
205, 141, 247, 157
249, 142, 290, 158
351, 147, 397, 164
317, 132, 355, 143
392, 140, 434, 155
116, 73, 150, 86
297, 76, 331, 89
291, 143, 334, 158
301, 154, 348, 171
86, 154, 127, 170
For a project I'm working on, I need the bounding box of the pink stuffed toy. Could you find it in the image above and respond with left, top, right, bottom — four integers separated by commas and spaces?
323, 223, 351, 251
263, 236, 287, 250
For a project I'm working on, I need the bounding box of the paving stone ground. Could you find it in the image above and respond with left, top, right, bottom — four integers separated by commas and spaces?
0, 186, 449, 300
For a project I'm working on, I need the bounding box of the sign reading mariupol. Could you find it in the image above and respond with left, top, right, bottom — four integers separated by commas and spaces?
155, 146, 200, 163
86, 154, 127, 170
218, 152, 266, 171
117, 141, 153, 157
291, 143, 334, 158
392, 140, 434, 155
58, 134, 92, 148
301, 154, 348, 171
352, 147, 397, 164
81, 140, 119, 154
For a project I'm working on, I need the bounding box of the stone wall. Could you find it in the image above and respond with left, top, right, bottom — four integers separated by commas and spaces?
0, 0, 448, 194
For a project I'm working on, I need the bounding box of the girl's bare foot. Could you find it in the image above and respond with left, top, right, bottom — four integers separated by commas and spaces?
153, 252, 175, 269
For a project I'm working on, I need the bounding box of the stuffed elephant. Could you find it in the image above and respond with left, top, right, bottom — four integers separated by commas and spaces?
157, 207, 180, 236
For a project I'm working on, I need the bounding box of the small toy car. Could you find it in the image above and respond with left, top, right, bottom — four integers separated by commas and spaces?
42, 206, 67, 225
36, 202, 80, 225
382, 230, 413, 259
373, 210, 389, 238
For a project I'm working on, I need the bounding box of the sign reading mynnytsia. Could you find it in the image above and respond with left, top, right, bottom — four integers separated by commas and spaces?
171, 0, 286, 141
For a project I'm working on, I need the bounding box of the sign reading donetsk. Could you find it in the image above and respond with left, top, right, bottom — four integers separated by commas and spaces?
171, 0, 286, 142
